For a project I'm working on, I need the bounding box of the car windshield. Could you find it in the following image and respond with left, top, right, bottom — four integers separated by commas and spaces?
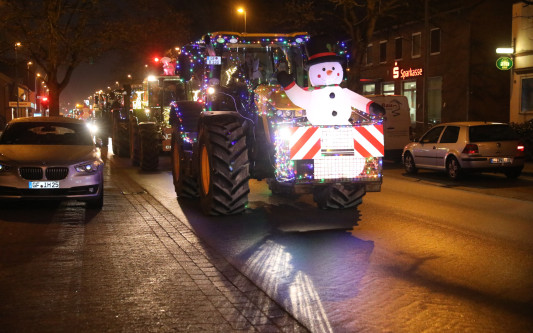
0, 121, 94, 145
469, 125, 519, 142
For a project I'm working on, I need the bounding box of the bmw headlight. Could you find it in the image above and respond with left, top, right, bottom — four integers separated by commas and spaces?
75, 161, 101, 174
0, 163, 11, 173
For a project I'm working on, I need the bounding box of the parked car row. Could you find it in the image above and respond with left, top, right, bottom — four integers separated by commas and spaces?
402, 121, 525, 180
0, 117, 528, 209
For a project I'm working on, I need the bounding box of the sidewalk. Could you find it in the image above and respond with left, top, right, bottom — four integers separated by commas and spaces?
104, 166, 309, 332
0, 160, 308, 332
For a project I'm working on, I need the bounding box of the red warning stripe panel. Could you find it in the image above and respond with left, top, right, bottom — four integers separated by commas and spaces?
353, 138, 372, 158
355, 126, 384, 155
290, 127, 319, 159
303, 140, 321, 160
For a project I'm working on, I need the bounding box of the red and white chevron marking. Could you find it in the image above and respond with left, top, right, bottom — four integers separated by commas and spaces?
289, 125, 384, 160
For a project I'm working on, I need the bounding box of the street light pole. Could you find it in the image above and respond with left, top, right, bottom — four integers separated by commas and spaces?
14, 42, 21, 119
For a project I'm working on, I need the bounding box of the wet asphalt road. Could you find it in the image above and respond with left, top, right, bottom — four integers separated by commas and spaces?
1, 149, 533, 332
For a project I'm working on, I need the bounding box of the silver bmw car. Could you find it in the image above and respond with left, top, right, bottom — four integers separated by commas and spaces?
0, 116, 104, 209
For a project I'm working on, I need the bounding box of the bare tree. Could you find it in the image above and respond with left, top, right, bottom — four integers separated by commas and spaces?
330, 0, 407, 90
0, 0, 189, 116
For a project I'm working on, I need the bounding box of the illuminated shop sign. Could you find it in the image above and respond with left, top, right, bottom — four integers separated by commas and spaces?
392, 62, 423, 80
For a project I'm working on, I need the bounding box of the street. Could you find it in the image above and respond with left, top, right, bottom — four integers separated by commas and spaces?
1, 149, 533, 332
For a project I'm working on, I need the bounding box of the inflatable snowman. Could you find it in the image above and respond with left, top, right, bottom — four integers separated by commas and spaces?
277, 38, 384, 126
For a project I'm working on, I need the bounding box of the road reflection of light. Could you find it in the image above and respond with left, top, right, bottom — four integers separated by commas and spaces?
243, 240, 292, 296
243, 240, 333, 333
290, 272, 333, 333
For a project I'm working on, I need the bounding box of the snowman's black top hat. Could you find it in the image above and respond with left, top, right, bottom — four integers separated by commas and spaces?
306, 36, 343, 67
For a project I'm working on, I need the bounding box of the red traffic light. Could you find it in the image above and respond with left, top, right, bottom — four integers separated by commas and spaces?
40, 96, 49, 106
153, 57, 160, 63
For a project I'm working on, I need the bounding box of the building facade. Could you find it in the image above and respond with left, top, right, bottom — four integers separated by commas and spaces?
510, 1, 533, 123
359, 0, 513, 135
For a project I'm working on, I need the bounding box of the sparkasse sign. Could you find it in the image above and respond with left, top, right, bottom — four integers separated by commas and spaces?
392, 62, 423, 80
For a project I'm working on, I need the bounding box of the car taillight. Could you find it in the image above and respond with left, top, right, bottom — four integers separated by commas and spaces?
517, 142, 525, 157
462, 144, 479, 155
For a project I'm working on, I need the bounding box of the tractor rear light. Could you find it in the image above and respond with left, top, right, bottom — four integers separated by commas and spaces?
462, 144, 479, 155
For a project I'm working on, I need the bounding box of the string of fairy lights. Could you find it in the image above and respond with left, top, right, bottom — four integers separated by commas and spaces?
171, 32, 382, 183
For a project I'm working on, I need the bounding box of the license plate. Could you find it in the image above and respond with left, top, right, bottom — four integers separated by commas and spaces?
29, 181, 60, 189
490, 157, 512, 164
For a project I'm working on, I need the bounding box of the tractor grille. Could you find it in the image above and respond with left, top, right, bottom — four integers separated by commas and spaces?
46, 167, 69, 180
19, 167, 43, 180
19, 167, 69, 180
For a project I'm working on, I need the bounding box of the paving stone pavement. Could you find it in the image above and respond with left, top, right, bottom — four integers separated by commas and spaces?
0, 160, 308, 333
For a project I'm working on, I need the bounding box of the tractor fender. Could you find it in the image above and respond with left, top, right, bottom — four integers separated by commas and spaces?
199, 111, 242, 128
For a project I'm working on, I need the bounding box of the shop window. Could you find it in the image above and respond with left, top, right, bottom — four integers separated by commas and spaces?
366, 44, 373, 66
382, 82, 395, 95
428, 76, 442, 124
521, 77, 533, 113
412, 32, 421, 58
402, 81, 417, 125
395, 37, 403, 60
380, 41, 387, 63
363, 83, 376, 95
430, 28, 441, 55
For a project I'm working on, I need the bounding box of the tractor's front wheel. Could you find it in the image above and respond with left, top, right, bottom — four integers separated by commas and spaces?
139, 123, 159, 171
198, 119, 250, 215
171, 130, 199, 198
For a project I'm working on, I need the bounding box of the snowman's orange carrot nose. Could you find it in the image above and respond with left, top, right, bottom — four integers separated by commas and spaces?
327, 70, 333, 75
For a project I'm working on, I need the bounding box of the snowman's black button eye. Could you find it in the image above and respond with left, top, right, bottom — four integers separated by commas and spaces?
332, 67, 335, 70
322, 68, 326, 71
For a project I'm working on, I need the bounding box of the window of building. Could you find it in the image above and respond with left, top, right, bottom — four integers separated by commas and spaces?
395, 37, 403, 60
430, 28, 441, 55
382, 82, 395, 95
428, 76, 442, 124
363, 83, 376, 95
366, 44, 373, 66
380, 41, 387, 63
402, 81, 417, 125
521, 77, 533, 113
412, 32, 421, 58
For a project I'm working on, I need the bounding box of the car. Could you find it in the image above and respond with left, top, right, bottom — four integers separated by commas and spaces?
0, 116, 104, 208
402, 121, 525, 180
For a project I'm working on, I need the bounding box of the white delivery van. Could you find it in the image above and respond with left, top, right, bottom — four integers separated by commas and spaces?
367, 95, 411, 161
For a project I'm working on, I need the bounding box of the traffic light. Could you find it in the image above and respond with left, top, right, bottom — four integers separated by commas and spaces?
40, 96, 49, 108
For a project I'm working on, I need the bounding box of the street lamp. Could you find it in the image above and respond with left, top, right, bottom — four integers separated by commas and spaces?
237, 7, 247, 33
496, 47, 514, 54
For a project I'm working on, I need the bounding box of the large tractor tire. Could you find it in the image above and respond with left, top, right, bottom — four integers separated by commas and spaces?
171, 129, 199, 198
313, 184, 365, 210
198, 119, 250, 215
113, 121, 130, 157
129, 121, 140, 166
139, 123, 159, 171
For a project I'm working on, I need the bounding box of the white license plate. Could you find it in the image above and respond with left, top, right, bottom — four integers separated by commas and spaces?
490, 157, 512, 164
29, 181, 60, 189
